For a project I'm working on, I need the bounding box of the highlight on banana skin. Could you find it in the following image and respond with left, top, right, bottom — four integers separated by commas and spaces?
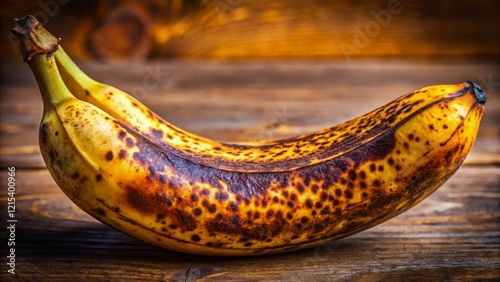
11, 15, 486, 256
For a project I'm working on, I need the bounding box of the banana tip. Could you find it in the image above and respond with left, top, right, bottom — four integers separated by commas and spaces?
467, 81, 487, 105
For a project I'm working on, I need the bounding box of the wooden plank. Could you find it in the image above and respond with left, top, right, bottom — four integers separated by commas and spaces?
0, 166, 498, 280
1, 60, 498, 168
2, 0, 498, 60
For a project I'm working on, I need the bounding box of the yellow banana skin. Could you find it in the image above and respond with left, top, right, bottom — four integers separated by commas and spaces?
13, 16, 486, 256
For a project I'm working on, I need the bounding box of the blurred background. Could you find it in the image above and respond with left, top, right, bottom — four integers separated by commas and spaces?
1, 0, 499, 61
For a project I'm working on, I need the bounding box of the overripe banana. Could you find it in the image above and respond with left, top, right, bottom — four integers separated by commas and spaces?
12, 16, 486, 256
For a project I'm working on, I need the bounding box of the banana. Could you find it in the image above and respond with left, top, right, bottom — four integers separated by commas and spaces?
12, 16, 486, 256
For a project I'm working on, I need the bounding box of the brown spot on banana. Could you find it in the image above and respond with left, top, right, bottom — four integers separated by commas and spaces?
90, 82, 482, 255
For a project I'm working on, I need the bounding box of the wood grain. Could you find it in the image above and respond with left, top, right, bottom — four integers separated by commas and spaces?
1, 0, 499, 60
0, 59, 498, 280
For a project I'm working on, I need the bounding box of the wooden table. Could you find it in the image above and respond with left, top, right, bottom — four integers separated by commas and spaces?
1, 59, 499, 281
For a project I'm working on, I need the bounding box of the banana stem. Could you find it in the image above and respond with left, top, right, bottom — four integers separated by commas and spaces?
55, 46, 95, 88
27, 54, 74, 107
11, 15, 73, 108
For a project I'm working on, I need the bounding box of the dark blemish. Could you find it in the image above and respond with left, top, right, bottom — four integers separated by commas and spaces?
348, 170, 357, 181
287, 201, 294, 208
312, 184, 319, 193
126, 138, 135, 147
261, 199, 268, 208
306, 199, 313, 208
359, 170, 366, 180
230, 202, 238, 212
320, 192, 328, 201
96, 174, 102, 181
171, 209, 196, 232
273, 196, 279, 203
286, 213, 293, 220
297, 184, 305, 193
395, 164, 402, 171
125, 186, 156, 214
320, 207, 330, 215
133, 152, 147, 164
314, 223, 325, 232
303, 175, 312, 186
388, 158, 394, 165
55, 131, 59, 136
216, 191, 229, 201
105, 151, 114, 161
152, 129, 163, 139
119, 149, 128, 159
208, 204, 217, 213
429, 124, 435, 130
301, 216, 309, 223
200, 189, 210, 196
85, 89, 90, 95
202, 199, 209, 208
283, 191, 289, 198
344, 189, 353, 199
148, 166, 158, 176
315, 202, 323, 209
360, 181, 367, 189
193, 208, 202, 216
378, 165, 384, 172
404, 142, 409, 150
118, 130, 126, 140
191, 193, 199, 202
71, 172, 80, 180
335, 189, 342, 197
373, 179, 381, 187
443, 124, 448, 129
159, 175, 168, 184
95, 207, 106, 217
40, 122, 49, 143
370, 163, 376, 172
408, 134, 414, 141
266, 210, 274, 218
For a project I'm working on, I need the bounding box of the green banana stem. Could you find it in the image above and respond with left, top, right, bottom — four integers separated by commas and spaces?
11, 16, 73, 109
55, 46, 95, 90
29, 55, 74, 107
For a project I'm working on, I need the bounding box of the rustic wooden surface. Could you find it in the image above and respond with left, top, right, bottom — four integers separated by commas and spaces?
0, 59, 499, 281
1, 0, 499, 60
